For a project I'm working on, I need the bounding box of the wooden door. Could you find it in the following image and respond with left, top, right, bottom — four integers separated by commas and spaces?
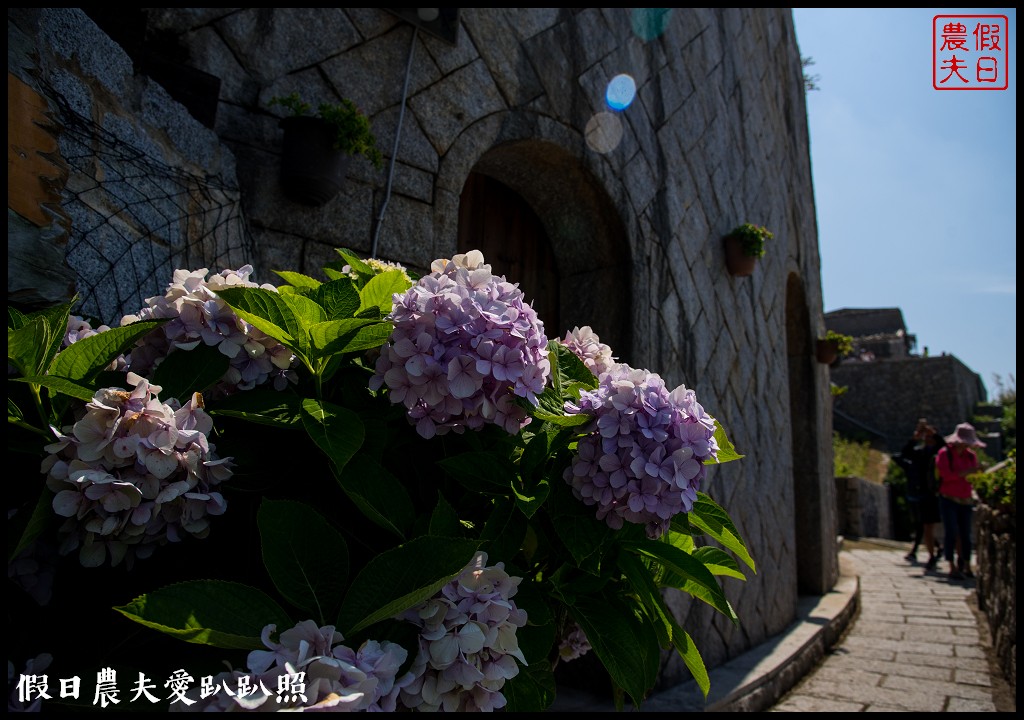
457, 172, 561, 337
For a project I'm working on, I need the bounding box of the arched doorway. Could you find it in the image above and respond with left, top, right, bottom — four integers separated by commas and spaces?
785, 272, 833, 595
454, 140, 632, 361
457, 172, 560, 333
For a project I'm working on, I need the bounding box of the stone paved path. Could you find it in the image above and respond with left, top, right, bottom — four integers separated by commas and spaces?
771, 545, 1014, 712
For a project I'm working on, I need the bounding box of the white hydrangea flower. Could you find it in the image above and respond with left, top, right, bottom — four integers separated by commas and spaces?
42, 374, 231, 567
397, 552, 527, 712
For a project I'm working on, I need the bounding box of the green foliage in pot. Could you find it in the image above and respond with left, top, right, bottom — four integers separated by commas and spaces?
822, 329, 854, 357
271, 92, 383, 169
727, 223, 773, 258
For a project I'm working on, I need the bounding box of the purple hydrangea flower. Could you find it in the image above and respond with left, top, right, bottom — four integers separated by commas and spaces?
171, 620, 412, 712
370, 251, 551, 439
557, 622, 592, 665
397, 551, 528, 712
120, 266, 298, 396
62, 315, 127, 371
8, 653, 52, 713
41, 373, 232, 568
564, 364, 719, 538
560, 325, 616, 377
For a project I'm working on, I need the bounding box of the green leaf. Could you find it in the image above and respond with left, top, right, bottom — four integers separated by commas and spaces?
688, 492, 755, 572
12, 375, 96, 402
300, 398, 364, 473
357, 269, 411, 315
30, 301, 74, 377
339, 323, 392, 353
622, 539, 737, 622
691, 546, 745, 580
670, 628, 710, 699
258, 499, 349, 624
512, 477, 549, 519
215, 287, 300, 350
274, 270, 322, 291
207, 390, 305, 428
310, 279, 361, 320
334, 248, 374, 279
338, 536, 479, 635
552, 341, 599, 390
428, 492, 462, 537
708, 419, 744, 464
8, 317, 51, 378
502, 659, 556, 712
9, 487, 54, 562
479, 498, 527, 564
618, 552, 673, 647
437, 451, 517, 495
8, 306, 29, 330
149, 344, 231, 404
547, 484, 612, 568
113, 580, 293, 649
530, 407, 591, 427
568, 595, 661, 708
336, 454, 415, 539
310, 319, 392, 357
49, 321, 165, 382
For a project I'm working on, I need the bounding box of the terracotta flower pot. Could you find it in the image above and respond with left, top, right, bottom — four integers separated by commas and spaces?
724, 235, 758, 276
279, 116, 351, 206
816, 339, 839, 365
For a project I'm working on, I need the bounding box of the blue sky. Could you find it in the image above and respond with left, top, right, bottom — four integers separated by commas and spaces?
791, 8, 1016, 400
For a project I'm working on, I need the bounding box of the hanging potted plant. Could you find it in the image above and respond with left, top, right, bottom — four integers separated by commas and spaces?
270, 93, 383, 206
816, 329, 853, 364
723, 223, 772, 276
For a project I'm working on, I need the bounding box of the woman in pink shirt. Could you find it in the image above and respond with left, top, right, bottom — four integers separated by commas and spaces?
935, 422, 985, 580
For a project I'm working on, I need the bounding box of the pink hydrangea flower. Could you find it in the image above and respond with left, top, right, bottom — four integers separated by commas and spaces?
371, 251, 550, 438
397, 551, 527, 712
564, 364, 719, 538
121, 266, 297, 396
172, 620, 412, 712
41, 374, 232, 567
560, 325, 616, 377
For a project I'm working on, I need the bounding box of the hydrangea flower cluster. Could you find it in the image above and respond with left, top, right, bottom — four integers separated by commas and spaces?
561, 325, 616, 377
397, 551, 528, 712
63, 315, 126, 371
370, 251, 550, 439
556, 622, 592, 665
343, 257, 413, 285
41, 373, 233, 568
174, 620, 411, 712
8, 653, 52, 713
121, 266, 297, 395
564, 364, 719, 538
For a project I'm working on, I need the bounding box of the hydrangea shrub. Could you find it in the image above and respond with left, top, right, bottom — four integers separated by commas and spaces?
8, 248, 751, 713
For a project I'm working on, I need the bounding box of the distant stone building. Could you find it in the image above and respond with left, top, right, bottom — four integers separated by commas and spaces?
826, 308, 988, 453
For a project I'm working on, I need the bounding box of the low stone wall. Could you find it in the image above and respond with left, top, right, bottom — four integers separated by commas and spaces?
974, 503, 1016, 693
835, 476, 893, 539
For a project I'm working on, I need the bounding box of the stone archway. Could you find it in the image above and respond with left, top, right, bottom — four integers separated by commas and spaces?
455, 140, 632, 361
785, 272, 829, 595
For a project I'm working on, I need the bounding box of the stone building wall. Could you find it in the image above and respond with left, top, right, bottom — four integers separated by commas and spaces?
835, 476, 893, 540
832, 355, 986, 453
8, 7, 837, 692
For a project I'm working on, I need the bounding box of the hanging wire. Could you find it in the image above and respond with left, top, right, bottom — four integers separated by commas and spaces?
370, 25, 419, 259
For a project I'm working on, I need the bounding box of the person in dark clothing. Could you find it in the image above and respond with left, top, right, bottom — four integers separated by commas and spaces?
895, 419, 944, 570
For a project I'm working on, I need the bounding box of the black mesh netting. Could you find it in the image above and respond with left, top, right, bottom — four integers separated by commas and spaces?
46, 82, 256, 325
